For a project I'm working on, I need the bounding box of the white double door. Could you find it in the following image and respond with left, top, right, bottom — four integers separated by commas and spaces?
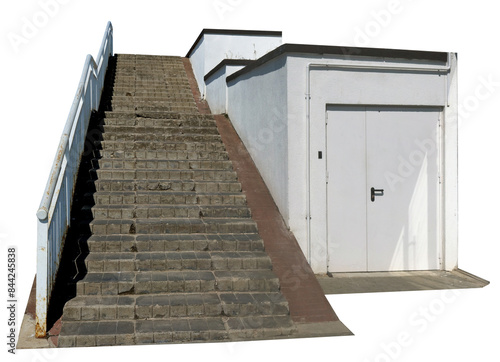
327, 106, 441, 272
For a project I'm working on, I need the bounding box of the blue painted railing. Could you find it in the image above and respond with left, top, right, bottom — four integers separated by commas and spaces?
35, 21, 113, 337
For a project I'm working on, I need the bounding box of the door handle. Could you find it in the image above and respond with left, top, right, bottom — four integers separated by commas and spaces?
371, 187, 384, 202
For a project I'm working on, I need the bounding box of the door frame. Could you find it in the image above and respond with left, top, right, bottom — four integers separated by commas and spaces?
324, 104, 445, 273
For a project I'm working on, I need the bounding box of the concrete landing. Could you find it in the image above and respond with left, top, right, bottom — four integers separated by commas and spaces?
17, 274, 352, 349
317, 269, 489, 295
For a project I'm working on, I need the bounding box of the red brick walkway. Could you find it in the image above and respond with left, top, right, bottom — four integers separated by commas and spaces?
183, 58, 338, 324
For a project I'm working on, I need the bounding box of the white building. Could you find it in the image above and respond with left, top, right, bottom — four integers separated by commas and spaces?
189, 30, 458, 275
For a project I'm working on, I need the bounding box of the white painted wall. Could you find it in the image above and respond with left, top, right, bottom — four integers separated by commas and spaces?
287, 54, 454, 273
206, 63, 247, 114
227, 55, 289, 223
189, 38, 205, 97
226, 51, 457, 274
188, 31, 282, 98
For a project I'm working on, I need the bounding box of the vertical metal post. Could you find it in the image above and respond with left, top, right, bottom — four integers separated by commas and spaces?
35, 218, 48, 337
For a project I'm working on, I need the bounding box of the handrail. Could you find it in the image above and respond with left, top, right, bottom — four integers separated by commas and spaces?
35, 21, 113, 337
37, 22, 112, 221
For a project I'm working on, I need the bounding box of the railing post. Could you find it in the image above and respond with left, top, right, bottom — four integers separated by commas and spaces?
35, 218, 49, 337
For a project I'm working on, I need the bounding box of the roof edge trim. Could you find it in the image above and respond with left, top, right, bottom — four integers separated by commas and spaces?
204, 59, 256, 81
227, 43, 449, 84
186, 29, 283, 58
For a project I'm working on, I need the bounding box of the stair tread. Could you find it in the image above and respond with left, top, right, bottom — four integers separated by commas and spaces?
85, 251, 271, 260
93, 179, 239, 183
65, 291, 287, 305
80, 269, 278, 279
88, 233, 263, 241
60, 315, 294, 335
89, 204, 249, 209
89, 191, 243, 195
90, 218, 257, 224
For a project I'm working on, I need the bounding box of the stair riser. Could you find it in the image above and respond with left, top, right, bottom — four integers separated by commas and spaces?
110, 103, 198, 110
98, 160, 233, 171
94, 170, 238, 181
112, 85, 192, 91
63, 301, 288, 321
102, 119, 217, 128
76, 277, 280, 296
98, 150, 228, 161
100, 133, 222, 142
112, 95, 195, 102
57, 326, 295, 347
87, 239, 265, 253
101, 126, 219, 135
92, 180, 239, 192
85, 257, 272, 272
92, 180, 238, 192
112, 87, 193, 94
104, 112, 215, 121
89, 222, 258, 235
92, 194, 247, 206
111, 106, 198, 113
88, 207, 250, 220
100, 141, 226, 152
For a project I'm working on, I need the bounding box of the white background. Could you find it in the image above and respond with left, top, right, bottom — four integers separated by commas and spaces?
1, 0, 498, 361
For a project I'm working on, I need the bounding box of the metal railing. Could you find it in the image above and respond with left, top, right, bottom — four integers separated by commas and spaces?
35, 21, 113, 337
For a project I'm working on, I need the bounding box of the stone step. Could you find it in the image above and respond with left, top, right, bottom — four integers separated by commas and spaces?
114, 72, 188, 77
83, 251, 272, 272
113, 80, 191, 85
112, 78, 190, 85
110, 100, 197, 107
114, 71, 188, 76
98, 159, 233, 171
86, 204, 249, 219
101, 125, 220, 135
62, 292, 289, 321
113, 81, 190, 86
94, 169, 238, 182
98, 149, 228, 161
111, 105, 199, 113
111, 90, 193, 98
114, 69, 187, 74
58, 314, 295, 347
86, 204, 251, 220
100, 141, 226, 152
91, 179, 239, 192
100, 132, 222, 142
101, 117, 217, 128
112, 87, 193, 95
91, 191, 246, 206
112, 95, 195, 102
75, 270, 281, 296
104, 112, 215, 121
116, 58, 185, 63
114, 71, 187, 75
89, 218, 258, 235
86, 234, 265, 253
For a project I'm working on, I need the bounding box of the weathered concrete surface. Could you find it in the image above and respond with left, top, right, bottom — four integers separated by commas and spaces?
317, 269, 489, 295
17, 314, 55, 349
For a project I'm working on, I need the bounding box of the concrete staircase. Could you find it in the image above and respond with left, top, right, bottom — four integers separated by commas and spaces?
57, 54, 296, 347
